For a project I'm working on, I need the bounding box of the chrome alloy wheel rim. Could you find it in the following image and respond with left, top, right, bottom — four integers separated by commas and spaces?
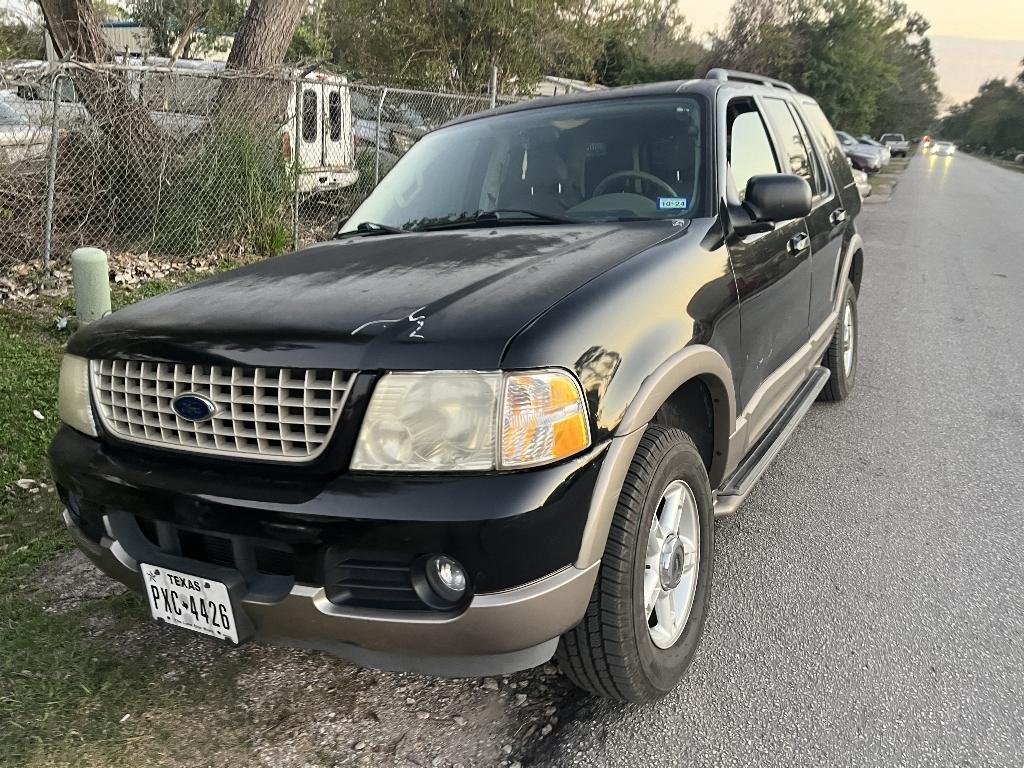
842, 301, 855, 375
644, 479, 700, 649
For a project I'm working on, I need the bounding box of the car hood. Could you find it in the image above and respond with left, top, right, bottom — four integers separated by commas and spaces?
70, 222, 684, 371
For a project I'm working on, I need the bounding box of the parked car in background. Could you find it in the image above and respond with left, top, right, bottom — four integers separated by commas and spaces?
836, 130, 883, 173
851, 164, 871, 199
857, 135, 890, 165
932, 141, 955, 157
0, 100, 51, 164
879, 133, 910, 157
4, 59, 360, 195
351, 90, 429, 169
1015, 152, 1024, 165
52, 68, 866, 704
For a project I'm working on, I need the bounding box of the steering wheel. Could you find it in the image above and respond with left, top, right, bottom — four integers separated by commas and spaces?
592, 170, 677, 198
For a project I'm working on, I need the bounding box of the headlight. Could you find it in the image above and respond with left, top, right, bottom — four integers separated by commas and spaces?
351, 369, 590, 472
58, 354, 98, 436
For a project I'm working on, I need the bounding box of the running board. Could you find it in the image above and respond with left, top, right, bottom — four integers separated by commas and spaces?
713, 366, 829, 518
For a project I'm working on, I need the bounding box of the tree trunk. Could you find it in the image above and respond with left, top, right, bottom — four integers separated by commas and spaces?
226, 0, 307, 71
38, 0, 162, 147
38, 0, 111, 61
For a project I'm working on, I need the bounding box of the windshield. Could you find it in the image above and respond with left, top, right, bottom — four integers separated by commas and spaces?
342, 96, 705, 233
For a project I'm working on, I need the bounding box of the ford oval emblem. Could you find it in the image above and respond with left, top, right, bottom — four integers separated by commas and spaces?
171, 393, 217, 422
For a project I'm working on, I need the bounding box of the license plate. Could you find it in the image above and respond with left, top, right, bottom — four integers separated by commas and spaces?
140, 563, 238, 643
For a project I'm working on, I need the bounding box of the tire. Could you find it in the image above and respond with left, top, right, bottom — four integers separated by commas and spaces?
819, 279, 858, 401
556, 426, 714, 702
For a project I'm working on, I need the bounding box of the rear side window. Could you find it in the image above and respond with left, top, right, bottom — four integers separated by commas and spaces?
302, 90, 318, 143
762, 98, 826, 196
802, 102, 847, 160
726, 100, 779, 199
328, 91, 341, 141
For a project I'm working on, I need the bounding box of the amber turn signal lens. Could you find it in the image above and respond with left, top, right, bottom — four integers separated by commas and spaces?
500, 370, 590, 468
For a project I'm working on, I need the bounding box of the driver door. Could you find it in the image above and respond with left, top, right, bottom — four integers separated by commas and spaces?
724, 98, 812, 441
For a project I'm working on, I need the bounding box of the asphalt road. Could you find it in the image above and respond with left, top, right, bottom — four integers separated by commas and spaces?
529, 154, 1024, 766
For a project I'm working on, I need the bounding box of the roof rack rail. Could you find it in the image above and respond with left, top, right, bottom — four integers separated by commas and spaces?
705, 68, 797, 93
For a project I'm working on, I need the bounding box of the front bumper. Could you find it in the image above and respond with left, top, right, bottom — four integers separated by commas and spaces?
51, 426, 605, 675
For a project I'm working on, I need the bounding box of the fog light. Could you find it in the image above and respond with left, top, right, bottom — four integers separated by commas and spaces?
425, 555, 467, 602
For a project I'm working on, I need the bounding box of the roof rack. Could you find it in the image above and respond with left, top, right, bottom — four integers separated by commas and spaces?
705, 68, 797, 92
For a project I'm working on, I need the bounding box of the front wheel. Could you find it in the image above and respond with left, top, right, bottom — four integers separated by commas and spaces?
819, 279, 858, 401
556, 426, 714, 702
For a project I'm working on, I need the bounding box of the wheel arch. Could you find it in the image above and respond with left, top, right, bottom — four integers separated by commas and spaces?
614, 344, 735, 488
576, 345, 736, 568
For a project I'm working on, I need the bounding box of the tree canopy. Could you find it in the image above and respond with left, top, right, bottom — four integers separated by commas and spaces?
282, 0, 702, 94
706, 0, 941, 136
940, 63, 1024, 156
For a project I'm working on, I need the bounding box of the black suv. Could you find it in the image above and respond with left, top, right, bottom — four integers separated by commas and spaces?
51, 69, 864, 703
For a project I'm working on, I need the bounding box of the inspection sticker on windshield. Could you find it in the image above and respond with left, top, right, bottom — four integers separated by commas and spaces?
141, 563, 238, 643
657, 197, 688, 210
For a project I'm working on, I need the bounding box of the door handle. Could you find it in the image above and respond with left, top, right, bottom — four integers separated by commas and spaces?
787, 233, 810, 255
830, 208, 847, 225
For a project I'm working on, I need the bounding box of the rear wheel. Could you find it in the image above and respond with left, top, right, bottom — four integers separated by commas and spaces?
819, 279, 858, 401
556, 426, 713, 702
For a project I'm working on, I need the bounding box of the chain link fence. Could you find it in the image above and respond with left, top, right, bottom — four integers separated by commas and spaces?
0, 61, 522, 281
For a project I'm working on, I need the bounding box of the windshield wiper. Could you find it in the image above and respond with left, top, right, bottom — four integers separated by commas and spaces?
478, 209, 577, 224
335, 221, 409, 239
418, 209, 578, 231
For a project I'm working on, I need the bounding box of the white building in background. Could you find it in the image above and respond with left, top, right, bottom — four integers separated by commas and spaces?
43, 20, 234, 63
533, 76, 607, 97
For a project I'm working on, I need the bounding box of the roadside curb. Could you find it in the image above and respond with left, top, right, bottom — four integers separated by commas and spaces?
865, 176, 898, 204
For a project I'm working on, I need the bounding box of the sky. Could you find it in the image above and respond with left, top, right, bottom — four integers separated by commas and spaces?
684, 0, 1024, 106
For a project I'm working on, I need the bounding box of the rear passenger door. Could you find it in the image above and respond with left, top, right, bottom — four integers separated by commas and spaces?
724, 97, 812, 418
797, 100, 861, 330
761, 97, 845, 334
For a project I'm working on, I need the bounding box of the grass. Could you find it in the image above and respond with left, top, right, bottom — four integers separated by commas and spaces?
0, 263, 256, 767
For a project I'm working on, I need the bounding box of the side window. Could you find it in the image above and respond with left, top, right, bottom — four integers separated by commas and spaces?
328, 91, 341, 141
727, 100, 779, 199
302, 90, 318, 143
788, 104, 828, 195
762, 98, 827, 196
800, 101, 850, 175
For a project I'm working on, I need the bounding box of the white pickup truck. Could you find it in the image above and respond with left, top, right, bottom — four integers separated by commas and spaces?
879, 133, 910, 158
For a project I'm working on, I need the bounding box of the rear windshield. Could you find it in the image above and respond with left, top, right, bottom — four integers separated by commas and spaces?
880, 133, 904, 142
344, 96, 707, 232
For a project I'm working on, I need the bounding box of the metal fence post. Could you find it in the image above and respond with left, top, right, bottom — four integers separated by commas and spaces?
292, 74, 302, 251
375, 87, 388, 185
41, 69, 66, 272
489, 65, 497, 110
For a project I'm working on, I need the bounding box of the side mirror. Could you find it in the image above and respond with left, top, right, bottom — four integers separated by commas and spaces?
730, 174, 812, 236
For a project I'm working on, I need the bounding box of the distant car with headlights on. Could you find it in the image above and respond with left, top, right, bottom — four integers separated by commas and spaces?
933, 141, 955, 157
836, 130, 883, 173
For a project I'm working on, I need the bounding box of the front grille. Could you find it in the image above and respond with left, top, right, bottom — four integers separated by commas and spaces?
90, 360, 354, 462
